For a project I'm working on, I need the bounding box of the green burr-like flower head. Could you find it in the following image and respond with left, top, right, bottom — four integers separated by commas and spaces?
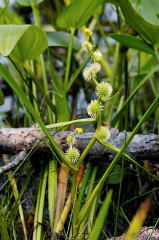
96, 81, 113, 102
65, 147, 80, 164
95, 126, 111, 142
87, 100, 103, 118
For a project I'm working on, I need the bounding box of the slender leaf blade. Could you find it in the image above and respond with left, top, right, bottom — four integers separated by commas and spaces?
110, 34, 154, 54
16, 0, 44, 6
0, 88, 4, 105
88, 189, 113, 240
119, 0, 159, 44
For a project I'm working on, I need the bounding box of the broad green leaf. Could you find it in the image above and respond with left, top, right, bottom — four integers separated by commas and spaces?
0, 7, 24, 24
0, 88, 4, 106
141, 0, 159, 25
107, 164, 124, 184
0, 25, 47, 62
48, 54, 70, 122
16, 0, 44, 6
118, 0, 159, 44
47, 32, 81, 51
110, 34, 154, 54
56, 0, 103, 29
54, 92, 70, 122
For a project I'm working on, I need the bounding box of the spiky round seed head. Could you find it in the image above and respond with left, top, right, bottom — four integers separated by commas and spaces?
82, 41, 93, 52
87, 100, 103, 118
96, 82, 113, 102
65, 147, 80, 164
83, 66, 93, 81
90, 62, 101, 74
66, 136, 74, 145
93, 50, 102, 61
83, 63, 101, 81
84, 28, 92, 37
75, 128, 83, 134
95, 126, 111, 142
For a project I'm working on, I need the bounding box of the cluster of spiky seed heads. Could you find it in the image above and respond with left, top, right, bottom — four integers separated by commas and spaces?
82, 28, 112, 142
65, 28, 113, 165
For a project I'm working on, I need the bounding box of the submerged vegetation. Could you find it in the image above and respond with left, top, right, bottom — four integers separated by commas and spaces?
0, 0, 159, 239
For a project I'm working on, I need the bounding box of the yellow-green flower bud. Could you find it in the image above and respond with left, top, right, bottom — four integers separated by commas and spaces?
87, 100, 103, 118
93, 50, 102, 61
75, 128, 83, 134
82, 41, 93, 52
96, 82, 113, 102
66, 136, 74, 145
84, 28, 92, 37
65, 147, 80, 164
95, 126, 111, 142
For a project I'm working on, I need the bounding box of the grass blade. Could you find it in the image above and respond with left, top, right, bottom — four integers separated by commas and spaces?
88, 189, 113, 240
0, 63, 77, 171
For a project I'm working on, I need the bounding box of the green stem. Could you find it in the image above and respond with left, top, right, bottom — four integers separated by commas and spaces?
30, 61, 39, 113
101, 141, 159, 181
77, 136, 96, 168
67, 54, 91, 92
64, 27, 75, 90
91, 74, 98, 85
71, 171, 79, 238
40, 54, 53, 123
77, 94, 159, 225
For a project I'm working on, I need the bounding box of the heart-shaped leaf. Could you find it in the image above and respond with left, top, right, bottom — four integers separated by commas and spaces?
0, 25, 48, 62
141, 0, 159, 25
16, 0, 44, 6
110, 34, 154, 54
119, 0, 159, 44
56, 0, 103, 29
47, 32, 81, 51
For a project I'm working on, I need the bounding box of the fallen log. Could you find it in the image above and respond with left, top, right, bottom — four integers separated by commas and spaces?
107, 226, 159, 240
0, 127, 159, 162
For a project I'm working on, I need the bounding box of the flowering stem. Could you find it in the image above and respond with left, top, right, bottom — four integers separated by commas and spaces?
91, 74, 98, 85
77, 136, 96, 168
97, 104, 102, 128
